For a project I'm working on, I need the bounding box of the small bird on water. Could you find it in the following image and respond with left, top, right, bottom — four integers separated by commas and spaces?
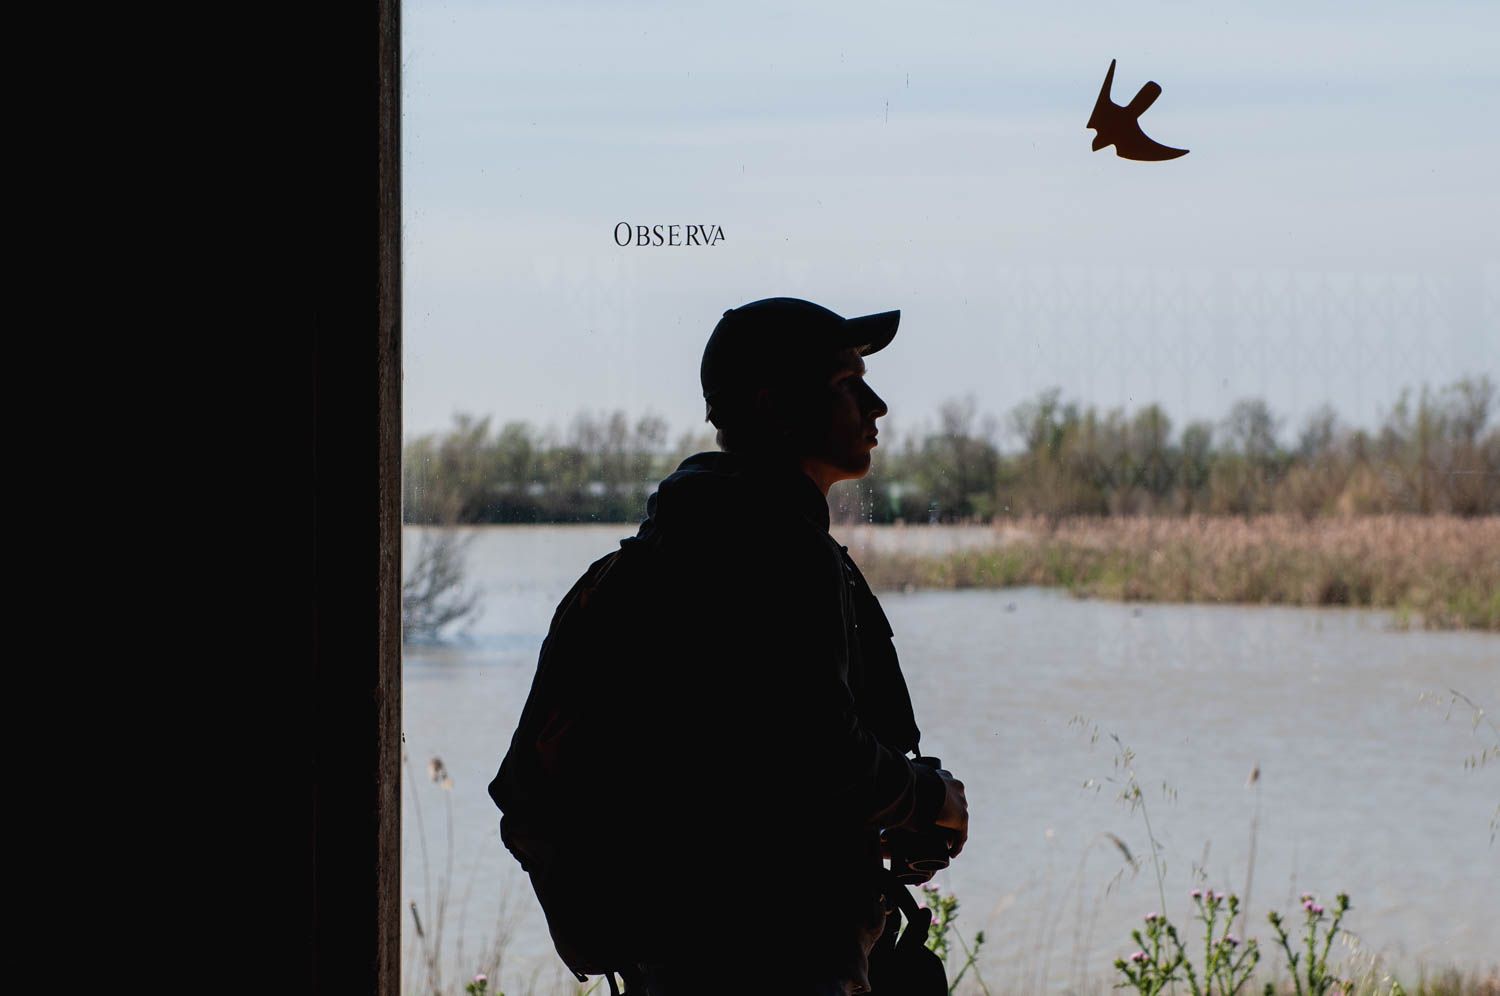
1087, 58, 1189, 161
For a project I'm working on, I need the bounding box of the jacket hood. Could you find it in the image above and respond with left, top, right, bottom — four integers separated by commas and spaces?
630, 450, 831, 546
625, 449, 926, 775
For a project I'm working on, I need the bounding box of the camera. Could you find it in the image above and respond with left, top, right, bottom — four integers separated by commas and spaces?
882, 755, 957, 885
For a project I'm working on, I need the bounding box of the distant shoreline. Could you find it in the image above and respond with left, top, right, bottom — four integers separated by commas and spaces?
842, 515, 1500, 632
403, 516, 1500, 631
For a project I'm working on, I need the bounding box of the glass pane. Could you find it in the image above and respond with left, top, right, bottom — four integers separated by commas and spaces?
402, 2, 1499, 992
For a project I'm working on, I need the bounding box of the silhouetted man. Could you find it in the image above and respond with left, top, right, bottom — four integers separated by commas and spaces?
610, 297, 969, 994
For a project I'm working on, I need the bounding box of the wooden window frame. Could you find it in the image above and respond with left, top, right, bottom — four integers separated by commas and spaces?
310, 0, 402, 991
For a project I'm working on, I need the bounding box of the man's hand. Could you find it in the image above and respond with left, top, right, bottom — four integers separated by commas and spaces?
933, 768, 968, 858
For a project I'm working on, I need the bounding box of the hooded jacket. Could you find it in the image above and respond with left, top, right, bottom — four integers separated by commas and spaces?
610, 449, 946, 987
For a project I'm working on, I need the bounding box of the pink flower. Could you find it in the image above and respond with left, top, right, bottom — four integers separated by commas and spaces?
1131, 950, 1148, 963
1303, 899, 1316, 911
1191, 889, 1202, 899
1144, 912, 1159, 922
474, 974, 488, 984
1312, 903, 1325, 915
1226, 934, 1239, 948
1215, 891, 1226, 901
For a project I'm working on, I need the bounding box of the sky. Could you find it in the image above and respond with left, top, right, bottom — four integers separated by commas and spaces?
402, 0, 1499, 448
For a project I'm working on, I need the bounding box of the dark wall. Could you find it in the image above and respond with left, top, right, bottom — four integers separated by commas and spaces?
310, 0, 402, 992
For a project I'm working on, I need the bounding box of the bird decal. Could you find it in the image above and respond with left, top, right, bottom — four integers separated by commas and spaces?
1087, 58, 1188, 161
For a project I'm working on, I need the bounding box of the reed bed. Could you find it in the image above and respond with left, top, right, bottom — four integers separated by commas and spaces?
845, 515, 1500, 631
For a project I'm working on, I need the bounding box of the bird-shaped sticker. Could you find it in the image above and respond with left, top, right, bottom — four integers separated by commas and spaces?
1087, 59, 1188, 161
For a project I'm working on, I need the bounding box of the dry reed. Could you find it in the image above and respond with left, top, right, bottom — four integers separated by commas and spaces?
846, 515, 1500, 631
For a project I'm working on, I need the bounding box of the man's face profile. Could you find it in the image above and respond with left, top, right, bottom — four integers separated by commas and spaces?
798, 347, 888, 491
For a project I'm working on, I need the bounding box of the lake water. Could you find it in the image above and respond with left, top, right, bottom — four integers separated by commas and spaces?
402, 525, 1499, 994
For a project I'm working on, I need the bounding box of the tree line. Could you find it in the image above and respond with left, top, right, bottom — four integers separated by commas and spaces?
402, 376, 1499, 524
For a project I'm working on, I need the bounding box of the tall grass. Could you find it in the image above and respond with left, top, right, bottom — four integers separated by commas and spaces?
398, 731, 1499, 996
404, 753, 533, 996
846, 515, 1500, 630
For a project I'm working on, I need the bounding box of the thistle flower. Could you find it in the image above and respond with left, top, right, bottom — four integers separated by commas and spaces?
1131, 950, 1148, 963
474, 974, 488, 984
1225, 934, 1239, 947
1215, 891, 1226, 901
1311, 903, 1325, 915
1191, 888, 1202, 899
1145, 912, 1159, 922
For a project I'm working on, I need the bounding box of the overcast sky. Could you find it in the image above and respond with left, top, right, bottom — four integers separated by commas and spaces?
402, 0, 1498, 447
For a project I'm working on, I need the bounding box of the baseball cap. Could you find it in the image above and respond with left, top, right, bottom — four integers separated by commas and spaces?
700, 297, 900, 407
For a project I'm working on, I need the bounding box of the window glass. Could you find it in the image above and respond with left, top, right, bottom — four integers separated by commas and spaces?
402, 2, 1498, 991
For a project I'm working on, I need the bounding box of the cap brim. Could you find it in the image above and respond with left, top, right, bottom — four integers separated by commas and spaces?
839, 309, 900, 356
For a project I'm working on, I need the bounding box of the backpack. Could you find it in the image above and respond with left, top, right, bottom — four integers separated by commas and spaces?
487, 537, 653, 982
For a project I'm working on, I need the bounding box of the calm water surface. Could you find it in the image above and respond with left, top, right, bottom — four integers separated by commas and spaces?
402, 526, 1499, 993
